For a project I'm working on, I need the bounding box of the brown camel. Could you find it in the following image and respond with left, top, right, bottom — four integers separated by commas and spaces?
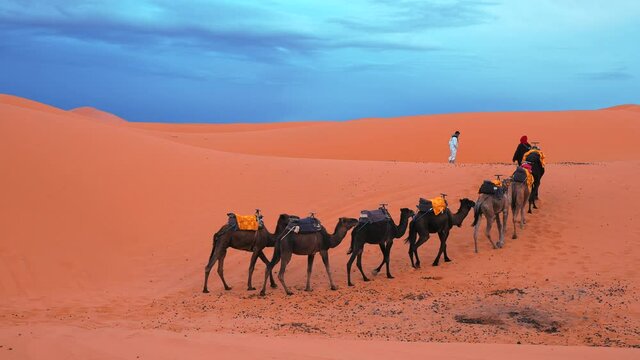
510, 180, 530, 239
203, 214, 293, 293
260, 217, 359, 296
472, 184, 510, 252
347, 208, 415, 286
406, 198, 476, 268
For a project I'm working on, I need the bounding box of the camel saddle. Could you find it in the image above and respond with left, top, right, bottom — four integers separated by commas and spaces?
512, 167, 528, 183
227, 213, 264, 231
478, 181, 507, 197
287, 216, 322, 234
359, 207, 391, 224
417, 197, 447, 215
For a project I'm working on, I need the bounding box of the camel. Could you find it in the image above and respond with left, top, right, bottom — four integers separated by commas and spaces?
510, 180, 530, 239
472, 184, 510, 252
347, 208, 415, 286
406, 198, 476, 268
260, 217, 359, 296
202, 214, 294, 293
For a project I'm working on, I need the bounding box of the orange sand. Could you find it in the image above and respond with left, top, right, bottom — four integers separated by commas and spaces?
1, 94, 638, 358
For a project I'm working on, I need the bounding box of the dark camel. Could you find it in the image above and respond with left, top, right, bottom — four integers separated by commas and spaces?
472, 186, 510, 252
260, 217, 358, 296
510, 180, 530, 239
406, 198, 476, 268
347, 208, 415, 286
203, 214, 293, 293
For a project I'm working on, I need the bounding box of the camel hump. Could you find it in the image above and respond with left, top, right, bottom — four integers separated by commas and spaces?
227, 212, 263, 231
417, 197, 447, 215
359, 208, 391, 224
287, 216, 323, 234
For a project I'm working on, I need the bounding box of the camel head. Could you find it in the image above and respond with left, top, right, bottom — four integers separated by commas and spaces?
459, 198, 476, 211
338, 217, 359, 230
400, 208, 416, 218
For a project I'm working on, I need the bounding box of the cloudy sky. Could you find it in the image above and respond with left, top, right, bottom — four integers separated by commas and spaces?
1, 0, 638, 122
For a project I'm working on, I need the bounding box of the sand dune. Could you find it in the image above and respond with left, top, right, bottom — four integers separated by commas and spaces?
128, 109, 640, 163
69, 106, 128, 124
1, 95, 638, 358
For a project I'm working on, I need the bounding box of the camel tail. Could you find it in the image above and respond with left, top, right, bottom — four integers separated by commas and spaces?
404, 220, 417, 245
471, 201, 482, 227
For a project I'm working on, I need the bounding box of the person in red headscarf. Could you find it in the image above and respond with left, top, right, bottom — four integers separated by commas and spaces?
512, 135, 531, 165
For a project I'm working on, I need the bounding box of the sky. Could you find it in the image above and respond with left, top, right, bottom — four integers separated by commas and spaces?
0, 0, 639, 123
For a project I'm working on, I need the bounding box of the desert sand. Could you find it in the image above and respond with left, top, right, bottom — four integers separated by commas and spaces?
1, 94, 638, 359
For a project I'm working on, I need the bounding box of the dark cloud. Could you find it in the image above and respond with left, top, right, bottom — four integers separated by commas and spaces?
0, 0, 443, 67
578, 69, 634, 81
332, 0, 499, 33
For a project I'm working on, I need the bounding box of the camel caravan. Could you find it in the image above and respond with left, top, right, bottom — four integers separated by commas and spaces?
202, 141, 547, 295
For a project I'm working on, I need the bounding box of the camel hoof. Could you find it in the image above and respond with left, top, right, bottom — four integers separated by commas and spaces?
348, 283, 354, 287
497, 243, 504, 249
304, 287, 312, 292
224, 286, 232, 291
371, 269, 380, 275
270, 283, 278, 289
512, 235, 518, 240
363, 277, 370, 282
259, 291, 266, 296
330, 286, 338, 291
247, 287, 256, 291
387, 275, 395, 279
445, 258, 452, 262
286, 291, 294, 296
432, 262, 439, 267
203, 289, 210, 294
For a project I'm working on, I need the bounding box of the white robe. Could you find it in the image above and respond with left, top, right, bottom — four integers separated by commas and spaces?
448, 136, 458, 162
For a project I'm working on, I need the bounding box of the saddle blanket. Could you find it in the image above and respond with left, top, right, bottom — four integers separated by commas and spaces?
227, 213, 262, 231
479, 181, 505, 197
359, 208, 391, 224
288, 216, 322, 234
417, 197, 447, 215
523, 149, 546, 167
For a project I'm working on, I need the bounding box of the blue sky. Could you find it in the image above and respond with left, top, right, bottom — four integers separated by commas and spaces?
1, 0, 639, 123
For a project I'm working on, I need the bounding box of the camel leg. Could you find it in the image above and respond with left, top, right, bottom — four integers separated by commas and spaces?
384, 240, 394, 279
320, 250, 337, 290
277, 251, 293, 295
373, 243, 386, 274
512, 199, 519, 240
356, 251, 369, 282
521, 202, 527, 227
257, 251, 277, 288
473, 217, 481, 254
433, 231, 447, 266
216, 250, 231, 290
203, 245, 220, 293
347, 250, 358, 287
260, 246, 281, 296
484, 214, 497, 249
414, 234, 429, 268
496, 214, 504, 248
246, 251, 260, 291
408, 246, 416, 269
443, 230, 452, 262
305, 253, 315, 292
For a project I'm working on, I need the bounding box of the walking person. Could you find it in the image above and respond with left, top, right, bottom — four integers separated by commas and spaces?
512, 135, 531, 166
448, 131, 460, 164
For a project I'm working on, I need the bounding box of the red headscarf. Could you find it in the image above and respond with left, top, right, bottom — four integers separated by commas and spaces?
520, 135, 528, 144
